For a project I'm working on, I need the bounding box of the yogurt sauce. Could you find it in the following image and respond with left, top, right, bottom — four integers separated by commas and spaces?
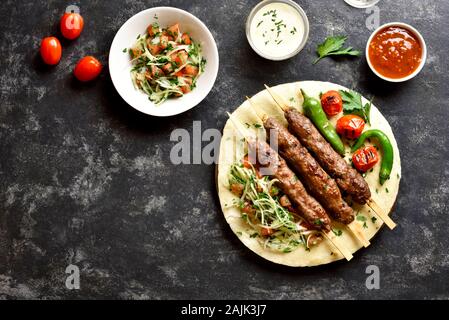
249, 2, 306, 59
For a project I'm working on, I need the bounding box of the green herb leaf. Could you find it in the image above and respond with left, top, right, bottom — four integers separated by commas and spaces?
313, 35, 361, 64
339, 90, 372, 124
250, 232, 259, 238
332, 229, 343, 236
356, 215, 367, 222
371, 217, 377, 224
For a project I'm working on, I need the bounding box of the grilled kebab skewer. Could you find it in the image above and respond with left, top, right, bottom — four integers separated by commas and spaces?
264, 85, 396, 230
227, 112, 354, 261
247, 98, 370, 247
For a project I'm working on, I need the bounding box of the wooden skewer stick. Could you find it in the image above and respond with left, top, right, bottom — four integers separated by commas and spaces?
227, 111, 353, 261
347, 222, 370, 247
264, 84, 290, 112
367, 199, 396, 230
246, 96, 370, 248
263, 84, 397, 231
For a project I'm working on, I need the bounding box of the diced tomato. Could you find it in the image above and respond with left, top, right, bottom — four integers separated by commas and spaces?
242, 203, 255, 215
184, 64, 199, 76
336, 115, 366, 140
181, 33, 192, 45
352, 146, 379, 172
147, 43, 161, 55
230, 183, 244, 196
321, 90, 343, 116
261, 227, 274, 237
130, 48, 142, 58
179, 77, 192, 94
242, 155, 252, 169
171, 50, 188, 66
147, 23, 160, 37
161, 31, 174, 42
167, 23, 180, 38
150, 65, 164, 78
279, 195, 292, 208
162, 63, 174, 74
174, 71, 184, 77
159, 35, 170, 49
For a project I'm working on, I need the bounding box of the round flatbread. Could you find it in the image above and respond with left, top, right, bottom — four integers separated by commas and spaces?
217, 81, 401, 267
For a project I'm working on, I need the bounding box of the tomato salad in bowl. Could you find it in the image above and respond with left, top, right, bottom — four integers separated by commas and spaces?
109, 7, 219, 117
128, 22, 206, 105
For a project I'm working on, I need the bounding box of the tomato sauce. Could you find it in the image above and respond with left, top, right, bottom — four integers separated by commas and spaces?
368, 26, 422, 79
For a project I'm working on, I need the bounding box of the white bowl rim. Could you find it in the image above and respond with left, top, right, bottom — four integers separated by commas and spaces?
365, 22, 427, 83
108, 6, 219, 117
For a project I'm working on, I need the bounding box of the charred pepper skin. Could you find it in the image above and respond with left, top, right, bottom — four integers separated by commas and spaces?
301, 89, 346, 156
352, 129, 394, 185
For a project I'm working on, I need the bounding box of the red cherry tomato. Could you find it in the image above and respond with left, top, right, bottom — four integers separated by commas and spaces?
352, 146, 379, 173
336, 115, 366, 139
321, 90, 343, 116
40, 37, 62, 65
60, 13, 84, 40
74, 56, 103, 82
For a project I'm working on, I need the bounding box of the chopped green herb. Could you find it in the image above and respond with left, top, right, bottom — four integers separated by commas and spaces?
386, 188, 389, 193
250, 232, 259, 238
254, 123, 262, 129
257, 21, 263, 28
314, 219, 323, 226
123, 48, 127, 53
356, 215, 367, 222
236, 231, 242, 237
371, 217, 377, 224
332, 229, 343, 236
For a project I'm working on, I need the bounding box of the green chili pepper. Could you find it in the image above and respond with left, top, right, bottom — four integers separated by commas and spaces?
352, 129, 394, 185
301, 89, 345, 155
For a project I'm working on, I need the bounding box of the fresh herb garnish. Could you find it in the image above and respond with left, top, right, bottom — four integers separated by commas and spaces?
313, 35, 361, 64
257, 21, 263, 28
357, 214, 368, 228
371, 217, 377, 224
339, 90, 372, 125
254, 123, 262, 129
332, 229, 343, 236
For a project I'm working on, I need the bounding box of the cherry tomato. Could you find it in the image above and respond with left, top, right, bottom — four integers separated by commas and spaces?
60, 13, 84, 40
40, 37, 62, 65
352, 146, 379, 173
321, 90, 343, 116
74, 56, 103, 82
336, 115, 366, 139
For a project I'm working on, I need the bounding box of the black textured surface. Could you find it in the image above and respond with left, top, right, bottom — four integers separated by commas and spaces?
1, 0, 448, 299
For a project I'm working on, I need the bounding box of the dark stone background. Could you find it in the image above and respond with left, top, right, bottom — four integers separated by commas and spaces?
0, 0, 448, 299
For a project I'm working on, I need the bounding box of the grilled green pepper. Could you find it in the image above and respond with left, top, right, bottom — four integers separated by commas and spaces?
352, 129, 394, 185
301, 89, 345, 155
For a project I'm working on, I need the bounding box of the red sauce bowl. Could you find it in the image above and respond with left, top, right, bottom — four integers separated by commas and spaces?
366, 22, 427, 82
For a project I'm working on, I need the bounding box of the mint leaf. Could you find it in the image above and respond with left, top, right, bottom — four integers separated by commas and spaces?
313, 36, 361, 64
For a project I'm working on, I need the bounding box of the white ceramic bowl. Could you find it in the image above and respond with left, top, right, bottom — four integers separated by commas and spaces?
109, 7, 219, 117
366, 22, 427, 82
